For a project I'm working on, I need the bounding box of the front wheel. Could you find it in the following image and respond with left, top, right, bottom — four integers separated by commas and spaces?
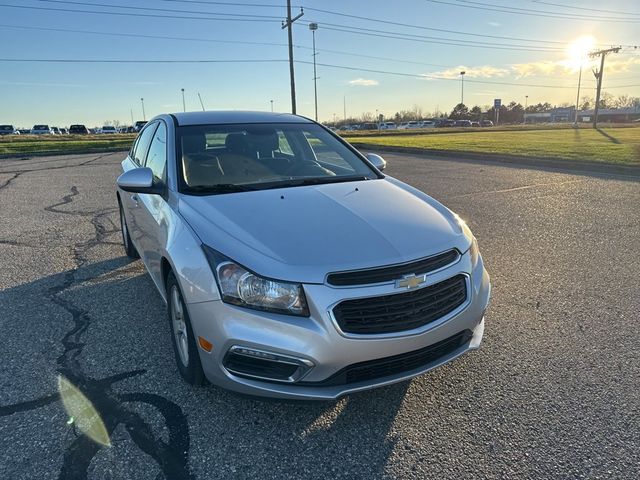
166, 271, 206, 386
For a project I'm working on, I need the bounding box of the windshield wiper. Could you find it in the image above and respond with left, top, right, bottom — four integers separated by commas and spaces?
279, 175, 371, 187
185, 184, 258, 194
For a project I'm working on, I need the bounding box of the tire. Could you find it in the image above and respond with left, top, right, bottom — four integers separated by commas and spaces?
118, 200, 139, 259
166, 271, 206, 386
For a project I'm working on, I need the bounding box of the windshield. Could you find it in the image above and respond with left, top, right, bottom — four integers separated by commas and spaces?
177, 123, 379, 194
0, 125, 13, 131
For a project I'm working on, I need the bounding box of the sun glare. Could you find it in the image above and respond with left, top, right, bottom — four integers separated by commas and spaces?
565, 35, 596, 71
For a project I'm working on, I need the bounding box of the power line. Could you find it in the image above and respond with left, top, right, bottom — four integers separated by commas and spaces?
159, 0, 288, 7
425, 0, 640, 23
0, 58, 287, 63
303, 6, 567, 46
313, 24, 567, 52
0, 56, 636, 91
0, 3, 280, 22
37, 0, 282, 19
530, 0, 640, 17
0, 23, 460, 69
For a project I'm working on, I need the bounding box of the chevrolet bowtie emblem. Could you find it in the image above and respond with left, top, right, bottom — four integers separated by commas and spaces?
395, 274, 427, 289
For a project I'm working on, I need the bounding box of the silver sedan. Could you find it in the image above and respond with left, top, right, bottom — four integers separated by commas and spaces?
116, 111, 491, 400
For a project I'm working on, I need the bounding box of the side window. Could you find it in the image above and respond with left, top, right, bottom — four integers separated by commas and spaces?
303, 131, 353, 170
133, 123, 158, 166
277, 131, 294, 155
145, 122, 167, 181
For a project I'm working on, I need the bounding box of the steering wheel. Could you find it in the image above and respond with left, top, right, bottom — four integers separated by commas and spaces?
286, 161, 335, 177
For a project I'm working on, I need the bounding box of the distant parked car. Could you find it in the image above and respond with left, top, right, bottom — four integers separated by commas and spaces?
480, 120, 494, 127
436, 119, 456, 128
30, 125, 54, 135
420, 120, 436, 128
51, 127, 62, 134
398, 121, 421, 130
471, 121, 480, 127
101, 125, 118, 134
0, 125, 19, 135
134, 120, 147, 131
18, 129, 30, 135
454, 120, 472, 127
69, 124, 89, 134
59, 128, 68, 134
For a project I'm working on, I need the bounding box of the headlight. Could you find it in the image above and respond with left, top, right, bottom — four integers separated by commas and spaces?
455, 214, 480, 269
469, 237, 480, 268
203, 246, 309, 317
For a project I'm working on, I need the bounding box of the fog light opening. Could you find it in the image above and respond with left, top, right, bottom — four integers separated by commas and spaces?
223, 346, 313, 383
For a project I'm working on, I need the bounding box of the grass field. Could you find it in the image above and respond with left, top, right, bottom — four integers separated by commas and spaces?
2, 126, 639, 166
0, 134, 136, 155
344, 126, 640, 165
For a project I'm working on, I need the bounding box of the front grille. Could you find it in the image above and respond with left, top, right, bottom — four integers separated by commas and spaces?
333, 274, 467, 335
301, 330, 473, 387
326, 249, 459, 286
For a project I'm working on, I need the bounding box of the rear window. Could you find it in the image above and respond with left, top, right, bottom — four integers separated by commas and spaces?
33, 125, 48, 130
0, 125, 13, 131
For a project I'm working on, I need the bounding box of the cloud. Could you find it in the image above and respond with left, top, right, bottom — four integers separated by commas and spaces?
488, 21, 501, 27
348, 78, 379, 86
429, 65, 510, 79
510, 57, 640, 78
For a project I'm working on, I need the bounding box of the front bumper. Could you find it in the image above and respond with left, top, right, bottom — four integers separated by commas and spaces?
187, 253, 490, 400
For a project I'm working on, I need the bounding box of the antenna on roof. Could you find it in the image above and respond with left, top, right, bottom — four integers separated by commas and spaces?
197, 92, 206, 111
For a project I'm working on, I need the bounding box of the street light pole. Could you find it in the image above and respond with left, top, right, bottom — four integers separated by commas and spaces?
181, 88, 186, 112
140, 97, 146, 121
309, 22, 319, 121
270, 99, 274, 112
460, 71, 466, 105
525, 95, 528, 124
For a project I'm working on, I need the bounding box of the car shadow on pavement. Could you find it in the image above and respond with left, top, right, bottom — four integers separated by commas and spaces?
0, 256, 412, 479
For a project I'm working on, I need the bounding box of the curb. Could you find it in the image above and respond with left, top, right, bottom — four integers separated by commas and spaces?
350, 143, 640, 177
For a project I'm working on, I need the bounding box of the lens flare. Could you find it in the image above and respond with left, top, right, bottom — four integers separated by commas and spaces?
58, 376, 111, 447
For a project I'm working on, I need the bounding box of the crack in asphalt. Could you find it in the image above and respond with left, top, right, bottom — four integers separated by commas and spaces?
0, 175, 195, 479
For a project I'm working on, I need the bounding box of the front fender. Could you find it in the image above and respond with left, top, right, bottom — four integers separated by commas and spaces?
165, 214, 221, 305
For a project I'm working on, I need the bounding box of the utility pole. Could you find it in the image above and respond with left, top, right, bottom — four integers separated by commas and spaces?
140, 98, 146, 121
524, 95, 528, 124
282, 1, 303, 114
460, 71, 466, 105
343, 95, 346, 123
197, 92, 205, 111
270, 99, 274, 112
130, 109, 134, 126
590, 46, 620, 128
181, 88, 186, 112
309, 22, 319, 121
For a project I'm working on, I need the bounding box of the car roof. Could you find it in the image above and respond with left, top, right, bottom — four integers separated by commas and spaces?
170, 110, 313, 126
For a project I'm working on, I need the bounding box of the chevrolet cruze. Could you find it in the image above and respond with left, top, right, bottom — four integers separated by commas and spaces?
116, 111, 490, 400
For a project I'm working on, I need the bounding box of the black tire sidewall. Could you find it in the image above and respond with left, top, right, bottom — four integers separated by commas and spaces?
166, 272, 205, 386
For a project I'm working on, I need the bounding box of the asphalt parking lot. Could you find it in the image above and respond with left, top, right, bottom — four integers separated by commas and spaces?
1, 151, 638, 479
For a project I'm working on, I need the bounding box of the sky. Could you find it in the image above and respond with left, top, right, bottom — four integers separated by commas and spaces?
1, 0, 639, 127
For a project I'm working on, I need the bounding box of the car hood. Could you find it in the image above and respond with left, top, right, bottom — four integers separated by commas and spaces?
178, 178, 469, 284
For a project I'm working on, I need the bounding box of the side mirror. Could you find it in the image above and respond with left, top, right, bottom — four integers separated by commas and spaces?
117, 167, 164, 195
366, 153, 387, 172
